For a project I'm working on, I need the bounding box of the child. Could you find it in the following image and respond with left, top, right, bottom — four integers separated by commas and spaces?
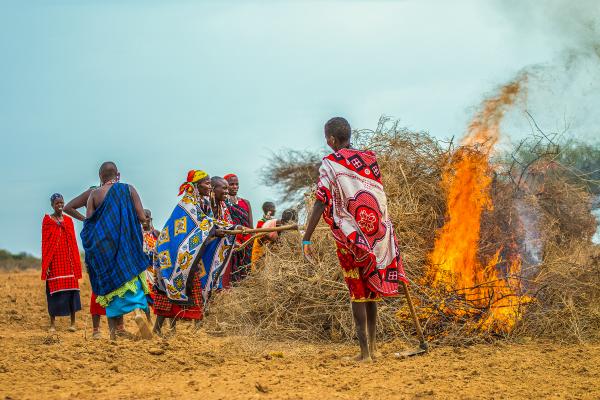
256, 202, 276, 229
303, 117, 406, 362
142, 209, 159, 322
41, 193, 83, 332
251, 208, 297, 266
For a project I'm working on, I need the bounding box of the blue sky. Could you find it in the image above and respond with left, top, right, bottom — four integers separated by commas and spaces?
0, 0, 598, 255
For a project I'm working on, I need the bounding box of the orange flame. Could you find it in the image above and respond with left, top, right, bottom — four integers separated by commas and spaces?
427, 77, 528, 332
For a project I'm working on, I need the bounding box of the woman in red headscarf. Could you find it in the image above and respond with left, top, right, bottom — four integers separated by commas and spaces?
224, 174, 254, 283
41, 193, 82, 332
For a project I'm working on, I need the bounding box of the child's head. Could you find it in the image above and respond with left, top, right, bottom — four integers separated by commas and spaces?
142, 209, 152, 230
262, 201, 276, 217
281, 208, 298, 224
324, 117, 351, 151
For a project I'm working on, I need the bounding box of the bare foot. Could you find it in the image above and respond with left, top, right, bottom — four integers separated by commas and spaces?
116, 329, 135, 339
343, 354, 373, 363
92, 331, 102, 340
192, 320, 202, 332
68, 325, 77, 332
48, 326, 56, 333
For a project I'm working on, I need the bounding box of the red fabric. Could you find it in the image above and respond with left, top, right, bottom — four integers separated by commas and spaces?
324, 149, 383, 184
234, 198, 252, 243
41, 215, 82, 294
153, 270, 203, 320
90, 292, 106, 315
236, 198, 250, 213
335, 242, 404, 301
316, 149, 407, 299
256, 220, 265, 229
223, 173, 237, 181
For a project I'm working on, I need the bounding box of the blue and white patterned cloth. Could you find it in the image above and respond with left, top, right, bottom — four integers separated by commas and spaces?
155, 193, 234, 305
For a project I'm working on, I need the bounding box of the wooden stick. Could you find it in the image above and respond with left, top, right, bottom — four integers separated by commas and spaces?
216, 224, 329, 237
401, 280, 427, 348
235, 233, 266, 252
216, 224, 299, 236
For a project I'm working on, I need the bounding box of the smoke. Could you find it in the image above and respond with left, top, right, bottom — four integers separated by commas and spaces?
493, 0, 600, 140
496, 0, 599, 60
515, 198, 543, 268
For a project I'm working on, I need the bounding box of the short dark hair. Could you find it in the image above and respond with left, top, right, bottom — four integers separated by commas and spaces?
324, 117, 351, 143
281, 208, 298, 223
262, 201, 275, 213
99, 161, 118, 181
99, 161, 117, 174
211, 176, 226, 187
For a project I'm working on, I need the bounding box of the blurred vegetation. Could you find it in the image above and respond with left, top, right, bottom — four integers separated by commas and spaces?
0, 249, 40, 270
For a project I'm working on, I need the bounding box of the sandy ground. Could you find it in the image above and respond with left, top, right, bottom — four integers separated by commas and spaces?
0, 269, 599, 400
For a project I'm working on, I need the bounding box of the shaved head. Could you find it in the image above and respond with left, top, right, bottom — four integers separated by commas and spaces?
99, 161, 118, 183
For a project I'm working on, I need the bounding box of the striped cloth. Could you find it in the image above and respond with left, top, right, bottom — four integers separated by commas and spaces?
81, 183, 148, 296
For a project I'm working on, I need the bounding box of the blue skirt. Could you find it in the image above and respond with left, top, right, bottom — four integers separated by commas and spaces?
46, 283, 81, 317
105, 278, 149, 318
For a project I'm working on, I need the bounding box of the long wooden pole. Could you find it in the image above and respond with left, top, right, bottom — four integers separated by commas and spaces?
401, 281, 428, 350
215, 224, 299, 236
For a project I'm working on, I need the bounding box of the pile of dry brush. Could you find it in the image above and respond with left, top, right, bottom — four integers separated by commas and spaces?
207, 117, 600, 345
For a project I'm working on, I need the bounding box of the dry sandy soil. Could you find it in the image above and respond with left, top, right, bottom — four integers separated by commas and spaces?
0, 269, 599, 400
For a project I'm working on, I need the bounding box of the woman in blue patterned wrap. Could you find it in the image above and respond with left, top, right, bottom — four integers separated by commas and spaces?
152, 170, 215, 335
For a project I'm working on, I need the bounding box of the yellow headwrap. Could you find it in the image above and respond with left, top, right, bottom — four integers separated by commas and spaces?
178, 169, 208, 196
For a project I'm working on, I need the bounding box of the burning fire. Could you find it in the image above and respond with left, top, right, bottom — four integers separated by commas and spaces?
427, 78, 528, 332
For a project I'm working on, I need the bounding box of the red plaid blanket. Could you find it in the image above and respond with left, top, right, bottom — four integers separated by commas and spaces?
41, 215, 82, 294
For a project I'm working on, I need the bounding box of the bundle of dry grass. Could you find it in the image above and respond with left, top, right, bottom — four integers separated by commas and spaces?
207, 118, 600, 345
516, 242, 600, 342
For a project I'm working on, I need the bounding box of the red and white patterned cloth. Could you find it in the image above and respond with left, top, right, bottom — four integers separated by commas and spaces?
316, 148, 407, 300
41, 215, 82, 294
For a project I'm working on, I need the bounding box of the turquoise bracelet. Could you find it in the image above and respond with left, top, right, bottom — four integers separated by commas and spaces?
302, 241, 313, 245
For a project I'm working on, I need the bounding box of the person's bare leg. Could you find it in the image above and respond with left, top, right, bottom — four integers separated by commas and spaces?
193, 319, 202, 331
144, 307, 152, 324
153, 315, 165, 335
366, 301, 379, 359
116, 316, 125, 332
92, 314, 101, 339
169, 318, 177, 332
68, 312, 77, 332
107, 317, 118, 340
350, 302, 371, 362
49, 315, 56, 332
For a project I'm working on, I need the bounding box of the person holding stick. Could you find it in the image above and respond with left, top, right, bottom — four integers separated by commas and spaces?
302, 117, 407, 362
256, 202, 276, 229
251, 208, 297, 267
152, 171, 235, 335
